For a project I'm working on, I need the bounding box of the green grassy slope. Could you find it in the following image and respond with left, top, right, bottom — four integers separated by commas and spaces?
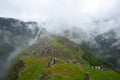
7, 36, 120, 80
8, 56, 120, 80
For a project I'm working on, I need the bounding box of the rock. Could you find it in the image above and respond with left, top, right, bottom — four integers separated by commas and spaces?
84, 72, 90, 80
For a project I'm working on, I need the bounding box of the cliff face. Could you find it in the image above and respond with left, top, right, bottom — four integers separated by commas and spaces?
0, 17, 40, 80
82, 29, 120, 71
0, 17, 39, 58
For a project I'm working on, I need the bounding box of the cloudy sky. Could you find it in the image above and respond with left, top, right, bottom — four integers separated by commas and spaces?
0, 0, 120, 32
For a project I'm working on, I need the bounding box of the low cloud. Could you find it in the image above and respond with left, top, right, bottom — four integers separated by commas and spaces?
0, 0, 120, 35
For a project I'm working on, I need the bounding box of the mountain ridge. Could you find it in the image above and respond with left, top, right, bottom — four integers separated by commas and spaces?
7, 35, 120, 80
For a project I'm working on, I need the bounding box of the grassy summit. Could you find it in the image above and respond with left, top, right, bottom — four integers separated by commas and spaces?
7, 36, 120, 80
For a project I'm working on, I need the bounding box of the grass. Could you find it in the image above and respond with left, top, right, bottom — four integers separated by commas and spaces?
52, 38, 77, 60
81, 47, 113, 67
52, 38, 88, 65
8, 37, 120, 80
17, 56, 50, 80
13, 56, 120, 80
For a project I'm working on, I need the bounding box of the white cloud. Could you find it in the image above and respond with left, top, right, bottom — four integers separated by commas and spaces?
0, 0, 120, 32
0, 0, 119, 19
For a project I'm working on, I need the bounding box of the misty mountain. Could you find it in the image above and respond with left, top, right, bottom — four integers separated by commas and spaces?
94, 29, 120, 71
0, 17, 39, 58
0, 17, 41, 79
0, 17, 120, 80
62, 27, 90, 44
80, 28, 120, 71
57, 26, 120, 71
7, 34, 120, 80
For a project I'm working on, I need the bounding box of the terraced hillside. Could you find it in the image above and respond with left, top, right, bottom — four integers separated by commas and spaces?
7, 36, 120, 80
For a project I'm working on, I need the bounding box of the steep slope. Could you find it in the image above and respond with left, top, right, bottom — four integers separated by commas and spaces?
61, 26, 120, 72
7, 35, 120, 80
82, 29, 120, 71
94, 29, 120, 71
0, 17, 39, 58
0, 17, 40, 79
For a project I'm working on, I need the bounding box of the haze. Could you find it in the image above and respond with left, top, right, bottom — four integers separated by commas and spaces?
0, 0, 120, 32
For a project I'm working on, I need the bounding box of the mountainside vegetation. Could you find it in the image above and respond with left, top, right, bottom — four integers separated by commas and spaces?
7, 36, 120, 80
81, 29, 120, 71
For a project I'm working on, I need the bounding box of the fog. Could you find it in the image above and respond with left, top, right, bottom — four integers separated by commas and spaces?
0, 0, 120, 33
